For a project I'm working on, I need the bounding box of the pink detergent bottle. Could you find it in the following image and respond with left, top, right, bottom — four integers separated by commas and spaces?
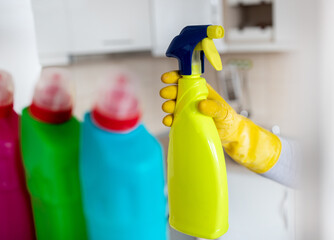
0, 70, 36, 240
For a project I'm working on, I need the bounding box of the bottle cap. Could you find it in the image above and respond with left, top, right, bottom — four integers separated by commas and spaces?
29, 68, 73, 124
166, 25, 224, 75
0, 70, 14, 118
92, 71, 141, 131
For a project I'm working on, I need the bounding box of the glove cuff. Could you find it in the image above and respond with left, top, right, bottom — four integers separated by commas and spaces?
222, 117, 282, 174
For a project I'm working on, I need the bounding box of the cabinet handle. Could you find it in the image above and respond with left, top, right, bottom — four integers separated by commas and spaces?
102, 39, 133, 46
280, 189, 289, 229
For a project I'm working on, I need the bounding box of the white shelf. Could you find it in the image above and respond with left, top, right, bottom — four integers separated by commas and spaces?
221, 0, 296, 53
224, 42, 295, 53
228, 0, 273, 6
228, 27, 273, 42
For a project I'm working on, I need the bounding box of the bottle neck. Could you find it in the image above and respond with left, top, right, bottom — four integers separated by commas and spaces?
29, 102, 72, 124
181, 74, 202, 79
191, 50, 202, 75
91, 108, 140, 132
0, 103, 13, 118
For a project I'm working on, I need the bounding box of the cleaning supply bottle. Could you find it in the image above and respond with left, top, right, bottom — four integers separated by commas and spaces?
165, 25, 228, 239
80, 71, 167, 240
0, 70, 35, 240
20, 68, 87, 240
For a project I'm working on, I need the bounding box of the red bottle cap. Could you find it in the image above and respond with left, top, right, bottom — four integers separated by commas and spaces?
29, 68, 73, 124
92, 71, 141, 132
0, 70, 14, 118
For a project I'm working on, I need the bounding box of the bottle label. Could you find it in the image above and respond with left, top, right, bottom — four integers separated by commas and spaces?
0, 139, 20, 190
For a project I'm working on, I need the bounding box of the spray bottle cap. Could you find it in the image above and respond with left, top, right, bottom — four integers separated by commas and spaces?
166, 25, 224, 75
0, 70, 14, 118
29, 68, 72, 124
92, 71, 141, 132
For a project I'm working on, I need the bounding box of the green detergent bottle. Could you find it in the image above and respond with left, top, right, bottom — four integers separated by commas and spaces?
20, 68, 87, 240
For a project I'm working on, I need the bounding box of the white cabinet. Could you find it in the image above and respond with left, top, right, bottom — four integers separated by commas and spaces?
31, 0, 152, 66
197, 158, 295, 240
32, 0, 297, 65
151, 0, 224, 56
67, 0, 152, 55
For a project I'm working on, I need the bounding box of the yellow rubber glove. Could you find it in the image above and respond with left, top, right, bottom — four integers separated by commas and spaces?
160, 71, 282, 174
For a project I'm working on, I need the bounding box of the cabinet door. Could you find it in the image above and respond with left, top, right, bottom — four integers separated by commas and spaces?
151, 0, 224, 56
170, 226, 196, 240
31, 0, 70, 65
198, 162, 295, 240
67, 0, 152, 54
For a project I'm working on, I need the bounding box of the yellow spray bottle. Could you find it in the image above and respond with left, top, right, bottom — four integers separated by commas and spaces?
166, 25, 228, 239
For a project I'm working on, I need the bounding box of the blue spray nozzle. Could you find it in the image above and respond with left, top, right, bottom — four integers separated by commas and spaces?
166, 25, 209, 75
166, 25, 224, 75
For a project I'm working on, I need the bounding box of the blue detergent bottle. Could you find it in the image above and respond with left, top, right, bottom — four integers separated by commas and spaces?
80, 71, 167, 240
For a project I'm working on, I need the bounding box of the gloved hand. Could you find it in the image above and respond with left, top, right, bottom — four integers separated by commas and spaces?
160, 71, 282, 174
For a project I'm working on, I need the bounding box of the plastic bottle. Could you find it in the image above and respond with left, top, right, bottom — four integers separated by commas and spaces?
0, 70, 36, 240
80, 71, 167, 240
20, 68, 87, 240
165, 25, 229, 239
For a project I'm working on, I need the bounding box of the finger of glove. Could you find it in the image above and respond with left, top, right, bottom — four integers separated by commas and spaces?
198, 99, 228, 119
160, 85, 178, 100
206, 83, 236, 113
162, 100, 175, 114
199, 99, 238, 133
163, 114, 173, 127
206, 83, 224, 101
161, 71, 180, 84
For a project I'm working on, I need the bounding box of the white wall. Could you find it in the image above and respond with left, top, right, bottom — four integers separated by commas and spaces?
0, 0, 41, 112
319, 0, 334, 239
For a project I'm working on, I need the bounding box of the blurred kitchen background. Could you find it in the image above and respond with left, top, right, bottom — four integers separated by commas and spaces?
1, 0, 326, 239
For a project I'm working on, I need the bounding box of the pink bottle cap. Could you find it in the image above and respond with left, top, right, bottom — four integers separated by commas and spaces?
92, 71, 141, 131
0, 70, 14, 117
29, 68, 73, 124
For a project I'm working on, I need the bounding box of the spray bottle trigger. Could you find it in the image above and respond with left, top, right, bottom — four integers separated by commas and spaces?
202, 38, 222, 71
